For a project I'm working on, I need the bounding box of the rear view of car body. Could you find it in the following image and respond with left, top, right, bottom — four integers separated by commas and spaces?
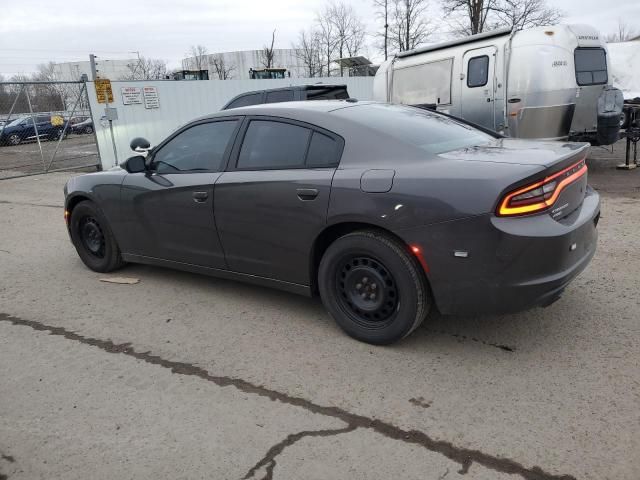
328, 104, 600, 316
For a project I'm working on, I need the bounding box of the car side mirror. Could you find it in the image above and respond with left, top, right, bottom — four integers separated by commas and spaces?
130, 137, 151, 153
123, 155, 147, 173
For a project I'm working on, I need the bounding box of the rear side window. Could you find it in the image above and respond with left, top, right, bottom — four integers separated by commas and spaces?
574, 48, 607, 86
153, 120, 238, 173
306, 88, 349, 100
265, 90, 295, 103
306, 132, 340, 167
226, 93, 263, 109
467, 55, 489, 88
237, 120, 311, 169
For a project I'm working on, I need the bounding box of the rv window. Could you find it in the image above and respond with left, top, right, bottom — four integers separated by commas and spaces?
392, 58, 453, 106
467, 56, 489, 88
574, 48, 607, 86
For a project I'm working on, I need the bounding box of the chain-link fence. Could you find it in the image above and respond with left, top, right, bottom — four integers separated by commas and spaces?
0, 81, 100, 179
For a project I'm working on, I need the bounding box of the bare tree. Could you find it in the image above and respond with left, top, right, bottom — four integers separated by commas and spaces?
443, 0, 563, 36
260, 29, 277, 69
316, 6, 338, 76
293, 29, 323, 77
121, 57, 167, 80
442, 0, 495, 35
187, 45, 209, 71
373, 0, 391, 60
389, 0, 433, 52
492, 0, 563, 31
325, 1, 366, 75
210, 54, 236, 80
605, 19, 639, 43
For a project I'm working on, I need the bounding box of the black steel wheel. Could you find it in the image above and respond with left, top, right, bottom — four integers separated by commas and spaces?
79, 217, 105, 258
335, 255, 399, 328
69, 200, 125, 273
318, 230, 430, 345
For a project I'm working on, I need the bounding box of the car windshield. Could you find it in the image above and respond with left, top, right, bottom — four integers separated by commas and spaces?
335, 103, 494, 155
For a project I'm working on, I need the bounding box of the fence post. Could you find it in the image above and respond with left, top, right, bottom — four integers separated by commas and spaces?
45, 83, 85, 172
24, 86, 46, 171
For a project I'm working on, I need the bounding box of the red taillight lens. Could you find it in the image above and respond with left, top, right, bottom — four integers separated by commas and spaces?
497, 159, 587, 216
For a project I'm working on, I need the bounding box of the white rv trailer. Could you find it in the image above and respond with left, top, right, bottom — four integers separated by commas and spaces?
373, 24, 623, 145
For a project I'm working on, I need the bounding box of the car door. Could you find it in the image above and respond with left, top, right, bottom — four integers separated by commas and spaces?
214, 117, 343, 285
461, 47, 497, 130
119, 118, 241, 268
35, 115, 54, 138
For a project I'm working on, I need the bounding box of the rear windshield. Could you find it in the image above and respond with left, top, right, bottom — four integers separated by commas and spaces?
335, 103, 493, 154
574, 48, 607, 86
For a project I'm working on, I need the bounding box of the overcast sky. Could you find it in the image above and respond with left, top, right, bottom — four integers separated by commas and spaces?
1, 0, 638, 76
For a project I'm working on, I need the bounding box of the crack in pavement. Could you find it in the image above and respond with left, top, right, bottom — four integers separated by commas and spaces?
243, 425, 357, 480
425, 329, 516, 352
0, 313, 574, 480
0, 200, 61, 209
0, 453, 15, 480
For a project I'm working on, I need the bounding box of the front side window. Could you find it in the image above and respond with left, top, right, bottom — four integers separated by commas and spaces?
237, 120, 311, 169
467, 55, 489, 88
574, 48, 607, 86
152, 121, 238, 173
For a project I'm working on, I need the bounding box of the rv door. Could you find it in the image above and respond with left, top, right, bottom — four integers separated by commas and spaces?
461, 47, 497, 131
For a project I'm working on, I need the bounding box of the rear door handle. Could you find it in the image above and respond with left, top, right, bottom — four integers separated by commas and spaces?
296, 188, 319, 201
192, 191, 209, 202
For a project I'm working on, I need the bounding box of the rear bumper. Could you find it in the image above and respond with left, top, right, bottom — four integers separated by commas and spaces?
398, 187, 600, 316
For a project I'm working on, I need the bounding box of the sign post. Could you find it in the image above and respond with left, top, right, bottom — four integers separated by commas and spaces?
94, 79, 118, 166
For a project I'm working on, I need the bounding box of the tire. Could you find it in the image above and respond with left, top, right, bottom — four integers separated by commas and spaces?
84, 125, 94, 134
7, 134, 21, 146
318, 230, 430, 345
620, 109, 630, 129
69, 200, 125, 273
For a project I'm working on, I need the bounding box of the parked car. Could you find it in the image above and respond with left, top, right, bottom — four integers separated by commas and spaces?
64, 101, 600, 345
0, 114, 68, 146
71, 117, 94, 135
222, 84, 350, 110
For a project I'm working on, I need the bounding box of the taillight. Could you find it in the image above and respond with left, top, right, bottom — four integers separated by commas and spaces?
497, 158, 587, 216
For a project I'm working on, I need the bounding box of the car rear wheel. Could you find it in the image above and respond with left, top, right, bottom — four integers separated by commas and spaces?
7, 134, 21, 146
318, 231, 430, 345
84, 125, 94, 134
69, 200, 125, 273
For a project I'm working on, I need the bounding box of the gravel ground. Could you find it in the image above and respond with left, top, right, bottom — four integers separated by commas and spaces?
0, 153, 638, 480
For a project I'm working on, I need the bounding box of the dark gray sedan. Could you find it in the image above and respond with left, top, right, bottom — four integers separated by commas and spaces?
64, 101, 599, 344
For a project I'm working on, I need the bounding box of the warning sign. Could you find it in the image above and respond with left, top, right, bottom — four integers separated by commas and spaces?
121, 86, 142, 105
95, 79, 113, 104
143, 86, 159, 109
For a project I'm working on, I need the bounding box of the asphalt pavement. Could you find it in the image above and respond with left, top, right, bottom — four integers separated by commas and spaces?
0, 170, 638, 480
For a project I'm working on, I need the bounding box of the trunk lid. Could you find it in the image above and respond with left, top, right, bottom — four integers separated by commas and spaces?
438, 138, 590, 220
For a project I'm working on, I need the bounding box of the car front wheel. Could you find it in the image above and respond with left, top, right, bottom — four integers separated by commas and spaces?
69, 200, 125, 272
318, 231, 430, 345
7, 134, 21, 146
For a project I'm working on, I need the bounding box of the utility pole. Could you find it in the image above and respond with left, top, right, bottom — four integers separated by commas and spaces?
89, 54, 98, 80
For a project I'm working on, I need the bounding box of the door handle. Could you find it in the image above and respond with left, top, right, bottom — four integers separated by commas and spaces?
296, 188, 319, 201
192, 191, 209, 202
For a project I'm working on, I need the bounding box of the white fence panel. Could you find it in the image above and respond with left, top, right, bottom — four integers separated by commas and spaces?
86, 77, 374, 169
